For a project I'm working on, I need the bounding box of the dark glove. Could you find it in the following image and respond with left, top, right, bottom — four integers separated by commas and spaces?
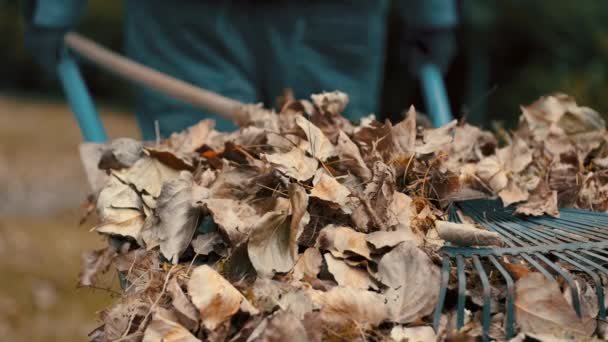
402, 27, 457, 77
22, 0, 86, 76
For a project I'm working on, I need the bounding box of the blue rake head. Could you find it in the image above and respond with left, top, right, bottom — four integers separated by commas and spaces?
434, 199, 608, 341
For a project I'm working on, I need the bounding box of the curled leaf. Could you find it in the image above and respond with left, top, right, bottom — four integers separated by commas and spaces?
143, 309, 200, 342
155, 172, 206, 263
316, 224, 371, 260
376, 242, 440, 323
435, 220, 502, 247
295, 115, 337, 161
317, 287, 389, 326
247, 184, 309, 277
515, 273, 595, 337
293, 247, 323, 281
187, 265, 258, 330
324, 253, 377, 290
264, 148, 318, 181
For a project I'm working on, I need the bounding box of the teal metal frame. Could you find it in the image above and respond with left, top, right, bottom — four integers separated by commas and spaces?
56, 51, 107, 142
435, 199, 608, 341
419, 63, 454, 127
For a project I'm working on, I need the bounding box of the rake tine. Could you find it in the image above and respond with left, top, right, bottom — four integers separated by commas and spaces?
480, 209, 584, 316
459, 202, 555, 280
561, 208, 608, 221
433, 257, 452, 332
488, 255, 515, 339
556, 252, 607, 319
529, 216, 608, 240
472, 256, 491, 342
581, 250, 608, 264
527, 224, 593, 243
456, 255, 467, 329
490, 213, 606, 314
452, 200, 608, 337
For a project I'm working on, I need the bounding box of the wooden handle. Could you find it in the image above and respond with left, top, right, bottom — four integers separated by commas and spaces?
64, 32, 247, 124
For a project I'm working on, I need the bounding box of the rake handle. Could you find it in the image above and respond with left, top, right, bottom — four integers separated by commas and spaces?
64, 32, 247, 124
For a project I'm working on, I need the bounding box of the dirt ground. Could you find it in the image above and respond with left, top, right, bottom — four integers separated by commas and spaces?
0, 94, 139, 340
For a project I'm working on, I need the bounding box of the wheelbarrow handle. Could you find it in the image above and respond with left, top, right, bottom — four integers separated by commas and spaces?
63, 33, 247, 124
57, 32, 250, 143
418, 63, 454, 127
57, 52, 108, 142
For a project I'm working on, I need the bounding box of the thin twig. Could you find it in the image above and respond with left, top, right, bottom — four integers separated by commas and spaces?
137, 266, 175, 334
78, 284, 122, 296
256, 183, 289, 197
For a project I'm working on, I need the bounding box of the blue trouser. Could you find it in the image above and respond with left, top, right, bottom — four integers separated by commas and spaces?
124, 0, 390, 139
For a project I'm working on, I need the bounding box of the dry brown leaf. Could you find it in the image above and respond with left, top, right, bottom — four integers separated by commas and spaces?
187, 265, 258, 330
316, 224, 371, 260
145, 147, 194, 171
377, 242, 440, 323
414, 120, 457, 154
388, 191, 422, 235
515, 273, 595, 337
79, 247, 116, 287
324, 253, 377, 290
114, 155, 180, 197
249, 278, 290, 313
96, 176, 142, 224
203, 199, 258, 245
516, 183, 559, 217
143, 309, 201, 342
499, 136, 533, 174
98, 137, 143, 170
435, 220, 502, 247
522, 94, 606, 141
168, 119, 214, 154
310, 172, 351, 208
317, 286, 389, 326
366, 230, 418, 249
167, 277, 198, 330
390, 325, 437, 342
264, 148, 318, 181
295, 115, 337, 161
361, 161, 396, 229
155, 172, 206, 263
191, 232, 223, 256
476, 156, 508, 192
498, 180, 530, 207
293, 247, 323, 281
336, 130, 371, 180
277, 291, 315, 320
448, 124, 496, 163
476, 136, 532, 194
392, 106, 417, 154
502, 258, 533, 280
311, 91, 349, 117
247, 310, 309, 342
247, 184, 308, 277
95, 215, 145, 242
99, 298, 149, 341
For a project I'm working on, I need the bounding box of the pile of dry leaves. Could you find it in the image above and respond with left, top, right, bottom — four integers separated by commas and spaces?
79, 92, 608, 341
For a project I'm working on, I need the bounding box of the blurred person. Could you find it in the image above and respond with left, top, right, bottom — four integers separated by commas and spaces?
23, 0, 457, 140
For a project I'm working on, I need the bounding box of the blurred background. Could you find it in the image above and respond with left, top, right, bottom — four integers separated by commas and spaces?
1, 0, 608, 340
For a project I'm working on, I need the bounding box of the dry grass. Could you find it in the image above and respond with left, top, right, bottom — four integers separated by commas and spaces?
0, 94, 139, 340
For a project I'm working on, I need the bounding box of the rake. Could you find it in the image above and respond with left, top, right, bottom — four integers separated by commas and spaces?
436, 199, 608, 340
